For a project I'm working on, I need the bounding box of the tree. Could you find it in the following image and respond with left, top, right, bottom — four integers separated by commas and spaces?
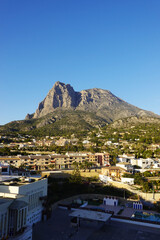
143, 171, 152, 177
69, 162, 82, 183
79, 162, 85, 172
110, 154, 118, 166
49, 164, 55, 170
134, 173, 143, 185
142, 182, 150, 192
81, 160, 93, 172
123, 173, 134, 178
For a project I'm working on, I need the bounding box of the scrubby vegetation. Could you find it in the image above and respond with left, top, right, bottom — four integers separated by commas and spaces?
47, 177, 135, 205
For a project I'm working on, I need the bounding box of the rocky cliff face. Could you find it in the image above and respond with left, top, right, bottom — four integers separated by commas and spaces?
33, 82, 80, 118
26, 81, 158, 122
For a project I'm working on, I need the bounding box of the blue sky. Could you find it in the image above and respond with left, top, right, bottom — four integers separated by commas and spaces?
1, 0, 160, 125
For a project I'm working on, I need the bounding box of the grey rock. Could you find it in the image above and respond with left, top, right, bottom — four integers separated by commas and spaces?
26, 81, 158, 122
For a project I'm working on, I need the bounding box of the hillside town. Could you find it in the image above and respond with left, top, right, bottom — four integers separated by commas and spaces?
2, 0, 160, 239
1, 147, 160, 239
1, 129, 160, 239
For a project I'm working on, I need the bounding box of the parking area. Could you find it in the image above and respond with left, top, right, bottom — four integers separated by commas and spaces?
32, 208, 160, 240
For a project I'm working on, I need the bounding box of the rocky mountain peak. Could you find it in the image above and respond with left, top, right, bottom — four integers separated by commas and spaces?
26, 81, 158, 121
33, 81, 78, 118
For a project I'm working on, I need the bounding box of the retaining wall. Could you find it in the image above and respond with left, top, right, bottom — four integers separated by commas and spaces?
111, 217, 160, 229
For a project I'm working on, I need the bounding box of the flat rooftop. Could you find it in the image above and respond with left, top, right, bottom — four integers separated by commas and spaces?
69, 209, 112, 222
0, 175, 44, 186
0, 175, 20, 183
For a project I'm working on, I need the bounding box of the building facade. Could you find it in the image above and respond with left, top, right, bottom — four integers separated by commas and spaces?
0, 152, 109, 171
0, 177, 47, 240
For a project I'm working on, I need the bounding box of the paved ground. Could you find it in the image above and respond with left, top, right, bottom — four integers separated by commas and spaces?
121, 208, 135, 217
32, 208, 160, 240
88, 221, 160, 240
99, 204, 122, 215
33, 208, 98, 240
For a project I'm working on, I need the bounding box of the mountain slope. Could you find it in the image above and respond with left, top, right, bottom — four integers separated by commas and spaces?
0, 110, 107, 136
26, 81, 158, 122
1, 81, 159, 136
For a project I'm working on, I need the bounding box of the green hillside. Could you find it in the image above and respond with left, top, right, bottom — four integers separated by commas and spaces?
0, 110, 107, 137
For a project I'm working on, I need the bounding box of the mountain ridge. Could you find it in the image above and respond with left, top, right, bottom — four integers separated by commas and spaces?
26, 81, 158, 121
0, 81, 159, 136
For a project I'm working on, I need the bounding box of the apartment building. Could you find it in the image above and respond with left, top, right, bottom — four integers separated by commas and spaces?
0, 198, 12, 239
0, 177, 47, 239
0, 163, 10, 175
116, 162, 133, 173
117, 154, 158, 170
19, 155, 55, 171
0, 155, 55, 171
54, 153, 98, 170
130, 158, 155, 169
117, 154, 135, 163
0, 152, 109, 171
0, 157, 21, 168
95, 153, 110, 166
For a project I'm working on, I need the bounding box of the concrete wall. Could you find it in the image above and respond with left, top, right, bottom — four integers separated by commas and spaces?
111, 217, 160, 229
19, 178, 48, 197
42, 169, 100, 178
121, 177, 134, 185
0, 201, 11, 238
13, 226, 32, 240
0, 185, 19, 194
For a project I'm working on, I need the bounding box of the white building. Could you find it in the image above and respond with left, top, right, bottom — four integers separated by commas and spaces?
103, 196, 118, 206
153, 162, 160, 169
121, 177, 134, 185
0, 177, 48, 239
82, 140, 90, 144
117, 154, 135, 163
99, 174, 113, 183
130, 158, 154, 169
116, 162, 133, 172
105, 141, 112, 146
0, 198, 12, 239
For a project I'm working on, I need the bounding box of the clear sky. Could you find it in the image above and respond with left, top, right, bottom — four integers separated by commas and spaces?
1, 0, 160, 125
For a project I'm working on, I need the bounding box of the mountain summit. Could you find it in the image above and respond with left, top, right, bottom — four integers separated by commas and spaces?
1, 81, 159, 136
26, 81, 157, 122
33, 81, 79, 118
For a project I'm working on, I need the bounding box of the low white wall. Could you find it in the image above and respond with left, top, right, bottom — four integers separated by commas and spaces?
99, 174, 112, 183
111, 217, 160, 229
121, 177, 134, 185
81, 202, 88, 208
